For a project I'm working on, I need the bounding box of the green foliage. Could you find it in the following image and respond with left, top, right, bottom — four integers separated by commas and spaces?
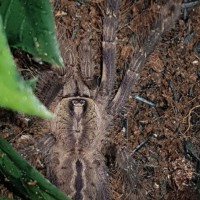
0, 0, 64, 118
0, 0, 63, 66
0, 136, 70, 200
0, 16, 52, 118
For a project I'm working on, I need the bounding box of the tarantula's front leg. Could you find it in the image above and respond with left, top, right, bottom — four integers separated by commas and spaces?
97, 0, 119, 99
78, 37, 97, 91
110, 0, 181, 113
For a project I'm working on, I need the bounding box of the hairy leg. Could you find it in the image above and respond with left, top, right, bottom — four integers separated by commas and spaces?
115, 147, 145, 200
78, 37, 96, 89
35, 70, 67, 107
110, 1, 181, 113
97, 0, 119, 100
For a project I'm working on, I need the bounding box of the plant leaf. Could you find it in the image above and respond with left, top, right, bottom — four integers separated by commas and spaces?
0, 16, 52, 118
0, 0, 63, 66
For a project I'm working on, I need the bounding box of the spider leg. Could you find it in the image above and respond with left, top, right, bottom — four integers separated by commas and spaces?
78, 38, 96, 89
36, 20, 75, 105
110, 1, 181, 113
97, 0, 119, 100
35, 71, 65, 107
16, 133, 55, 168
115, 147, 145, 200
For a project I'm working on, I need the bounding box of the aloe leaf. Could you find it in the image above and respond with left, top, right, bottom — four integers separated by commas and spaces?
0, 0, 63, 66
0, 16, 52, 118
0, 136, 71, 200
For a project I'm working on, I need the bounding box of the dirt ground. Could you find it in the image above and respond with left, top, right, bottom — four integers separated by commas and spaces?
0, 0, 200, 200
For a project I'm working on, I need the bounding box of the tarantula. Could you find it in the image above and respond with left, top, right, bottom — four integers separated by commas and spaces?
15, 0, 182, 200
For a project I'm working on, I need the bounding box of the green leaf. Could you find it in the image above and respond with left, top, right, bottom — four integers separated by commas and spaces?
0, 0, 63, 66
25, 77, 38, 90
0, 16, 52, 118
0, 136, 71, 200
